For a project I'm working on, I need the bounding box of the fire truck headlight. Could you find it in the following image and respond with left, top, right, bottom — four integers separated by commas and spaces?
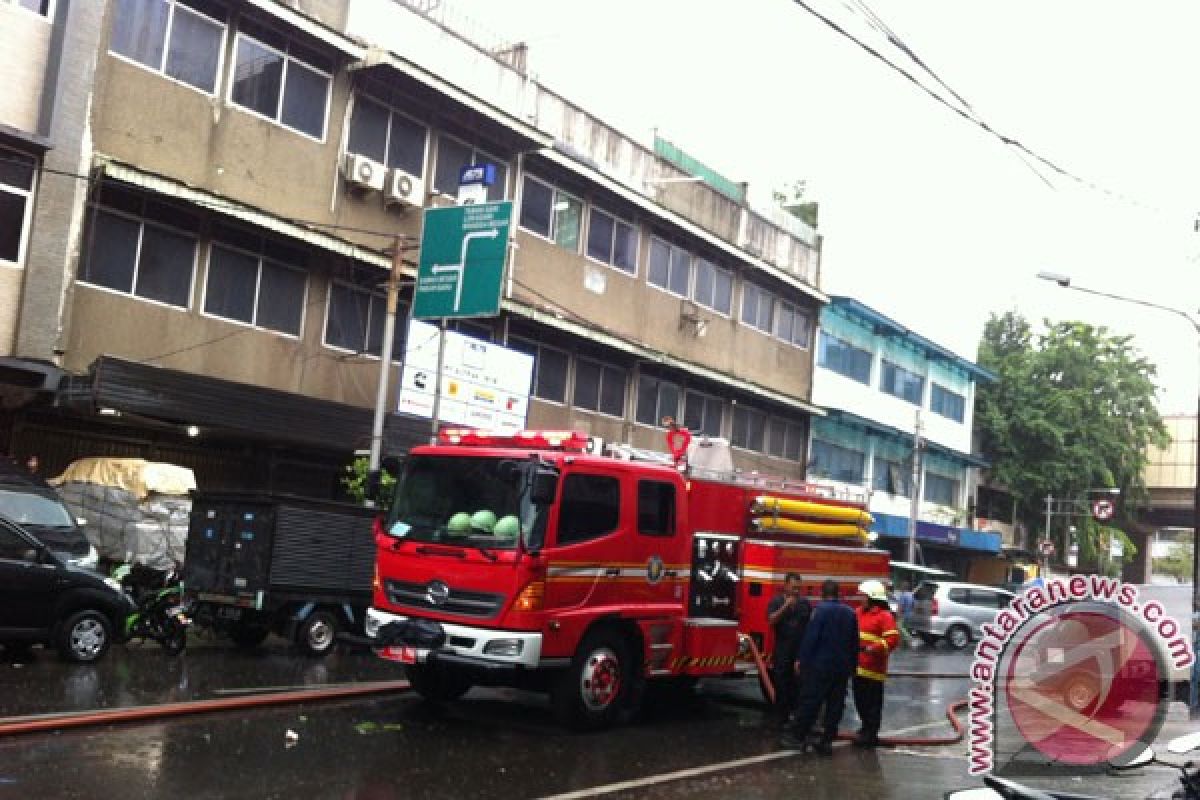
484, 639, 524, 658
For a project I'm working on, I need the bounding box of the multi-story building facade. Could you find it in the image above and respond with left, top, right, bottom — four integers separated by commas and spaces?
809, 296, 1000, 574
0, 0, 828, 497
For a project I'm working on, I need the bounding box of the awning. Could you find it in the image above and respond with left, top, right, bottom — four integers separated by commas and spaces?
93, 157, 393, 271
504, 298, 825, 417
822, 408, 989, 468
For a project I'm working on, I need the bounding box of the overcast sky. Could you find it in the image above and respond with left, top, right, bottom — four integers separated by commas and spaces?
446, 0, 1200, 413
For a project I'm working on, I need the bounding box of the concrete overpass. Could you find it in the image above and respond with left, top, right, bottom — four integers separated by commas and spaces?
1126, 414, 1196, 583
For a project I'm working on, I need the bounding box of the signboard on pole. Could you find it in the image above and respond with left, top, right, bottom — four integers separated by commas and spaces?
397, 319, 533, 431
1092, 498, 1115, 521
413, 202, 512, 320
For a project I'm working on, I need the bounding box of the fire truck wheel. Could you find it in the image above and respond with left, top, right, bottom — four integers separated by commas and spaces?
405, 664, 472, 703
295, 610, 339, 657
553, 630, 634, 730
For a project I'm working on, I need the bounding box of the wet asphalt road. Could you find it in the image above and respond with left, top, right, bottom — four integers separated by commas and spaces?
0, 637, 1194, 800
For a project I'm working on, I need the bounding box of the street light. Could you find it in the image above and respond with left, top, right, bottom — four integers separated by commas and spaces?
1037, 270, 1200, 714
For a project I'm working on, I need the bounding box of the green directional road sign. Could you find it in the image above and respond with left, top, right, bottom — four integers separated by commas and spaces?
413, 201, 512, 320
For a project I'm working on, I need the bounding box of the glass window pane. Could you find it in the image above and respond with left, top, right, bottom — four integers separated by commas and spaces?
658, 382, 679, 425
635, 375, 658, 426
557, 474, 619, 545
231, 36, 283, 119
587, 209, 614, 263
81, 211, 139, 292
257, 261, 305, 335
668, 247, 690, 296
204, 245, 257, 323
768, 418, 787, 458
433, 135, 471, 195
348, 96, 389, 163
0, 151, 35, 191
573, 360, 600, 411
613, 220, 637, 273
111, 0, 169, 69
599, 366, 625, 417
281, 59, 328, 138
637, 481, 675, 537
164, 6, 223, 92
785, 423, 803, 462
553, 194, 582, 252
714, 269, 732, 315
387, 114, 427, 175
0, 192, 26, 263
536, 347, 567, 402
325, 284, 369, 350
702, 396, 722, 437
519, 177, 552, 238
693, 259, 713, 308
647, 238, 670, 288
134, 225, 194, 307
364, 294, 386, 356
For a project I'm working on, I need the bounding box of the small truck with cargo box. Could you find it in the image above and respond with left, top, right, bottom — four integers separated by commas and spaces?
366, 429, 890, 728
183, 491, 375, 655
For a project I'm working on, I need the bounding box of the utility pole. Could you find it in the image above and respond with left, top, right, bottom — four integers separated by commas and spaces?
1043, 494, 1054, 577
906, 409, 923, 563
368, 236, 407, 473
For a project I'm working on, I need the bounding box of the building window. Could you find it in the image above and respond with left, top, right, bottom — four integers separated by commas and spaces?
0, 147, 36, 265
931, 383, 966, 423
557, 473, 620, 545
586, 207, 638, 274
637, 480, 676, 537
203, 228, 306, 336
872, 456, 910, 496
573, 358, 625, 417
692, 258, 732, 315
767, 417, 805, 461
647, 236, 690, 296
10, 1, 54, 17
518, 175, 581, 251
110, 0, 227, 94
924, 472, 959, 506
347, 95, 428, 176
880, 359, 925, 405
683, 390, 722, 438
324, 282, 405, 360
433, 134, 507, 202
818, 331, 872, 384
810, 439, 865, 484
635, 374, 680, 427
976, 486, 1013, 524
229, 19, 332, 140
741, 281, 774, 333
731, 405, 767, 452
774, 300, 812, 348
78, 186, 199, 308
508, 336, 569, 404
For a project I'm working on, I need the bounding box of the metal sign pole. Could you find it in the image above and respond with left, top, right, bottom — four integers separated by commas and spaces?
429, 318, 447, 443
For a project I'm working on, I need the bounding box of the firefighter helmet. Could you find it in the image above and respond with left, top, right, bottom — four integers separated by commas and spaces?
493, 515, 520, 540
859, 579, 889, 602
470, 509, 497, 534
447, 512, 472, 533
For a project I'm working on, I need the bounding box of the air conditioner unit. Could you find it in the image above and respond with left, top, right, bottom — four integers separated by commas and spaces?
342, 153, 385, 192
385, 168, 425, 208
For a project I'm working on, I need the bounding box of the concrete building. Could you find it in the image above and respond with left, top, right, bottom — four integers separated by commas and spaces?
0, 0, 828, 496
1137, 413, 1197, 581
809, 296, 1000, 574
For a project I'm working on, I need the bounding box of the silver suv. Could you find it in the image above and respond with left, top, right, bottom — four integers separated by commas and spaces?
909, 580, 1014, 650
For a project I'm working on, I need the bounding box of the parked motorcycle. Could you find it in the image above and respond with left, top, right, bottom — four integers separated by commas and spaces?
111, 562, 191, 655
944, 731, 1200, 800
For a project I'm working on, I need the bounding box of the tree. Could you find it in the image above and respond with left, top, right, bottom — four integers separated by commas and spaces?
1154, 540, 1195, 583
341, 456, 396, 508
975, 312, 1169, 571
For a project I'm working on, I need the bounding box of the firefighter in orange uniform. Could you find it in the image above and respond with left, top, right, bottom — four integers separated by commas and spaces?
853, 579, 900, 748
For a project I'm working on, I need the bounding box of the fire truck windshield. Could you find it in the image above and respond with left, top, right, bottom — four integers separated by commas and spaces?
386, 455, 547, 551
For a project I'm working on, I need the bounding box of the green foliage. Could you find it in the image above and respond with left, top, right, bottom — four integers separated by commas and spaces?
975, 311, 1170, 568
342, 456, 396, 508
1154, 540, 1195, 583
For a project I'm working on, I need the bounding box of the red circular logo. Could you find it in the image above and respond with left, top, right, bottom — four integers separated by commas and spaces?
1092, 499, 1115, 521
1004, 606, 1166, 766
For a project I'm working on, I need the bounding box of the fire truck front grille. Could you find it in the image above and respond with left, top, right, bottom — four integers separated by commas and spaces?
385, 580, 504, 618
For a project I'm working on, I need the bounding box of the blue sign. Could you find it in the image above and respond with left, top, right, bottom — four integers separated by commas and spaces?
459, 163, 497, 187
916, 520, 959, 545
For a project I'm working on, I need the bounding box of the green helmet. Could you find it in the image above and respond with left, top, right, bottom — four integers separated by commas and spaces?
494, 515, 520, 539
447, 512, 472, 533
470, 509, 497, 534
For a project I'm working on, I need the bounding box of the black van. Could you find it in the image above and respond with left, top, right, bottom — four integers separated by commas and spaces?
0, 458, 97, 569
0, 515, 134, 662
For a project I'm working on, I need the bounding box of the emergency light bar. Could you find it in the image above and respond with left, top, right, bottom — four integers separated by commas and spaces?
437, 428, 591, 451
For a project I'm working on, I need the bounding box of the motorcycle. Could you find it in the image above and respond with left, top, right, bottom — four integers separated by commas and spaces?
944, 731, 1200, 800
111, 562, 191, 655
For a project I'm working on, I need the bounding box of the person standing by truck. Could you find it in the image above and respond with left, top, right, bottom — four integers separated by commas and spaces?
766, 572, 810, 721
853, 579, 901, 748
780, 579, 858, 755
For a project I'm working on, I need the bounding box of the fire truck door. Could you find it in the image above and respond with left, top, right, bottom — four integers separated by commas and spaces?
543, 471, 623, 611
627, 478, 688, 610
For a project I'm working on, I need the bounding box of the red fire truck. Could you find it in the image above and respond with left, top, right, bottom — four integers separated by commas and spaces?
366, 429, 889, 729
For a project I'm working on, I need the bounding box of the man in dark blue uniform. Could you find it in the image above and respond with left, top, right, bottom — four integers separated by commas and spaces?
766, 572, 811, 721
780, 579, 859, 755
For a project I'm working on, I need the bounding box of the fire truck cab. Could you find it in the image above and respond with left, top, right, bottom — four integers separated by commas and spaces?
366, 429, 889, 729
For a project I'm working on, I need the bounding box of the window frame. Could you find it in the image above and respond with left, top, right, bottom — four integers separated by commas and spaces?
871, 455, 910, 496
818, 330, 873, 384
931, 382, 966, 423
508, 335, 569, 405
555, 472, 621, 546
433, 132, 509, 202
321, 280, 405, 363
585, 205, 639, 275
809, 438, 866, 484
774, 299, 812, 348
731, 403, 768, 453
572, 356, 626, 419
636, 479, 676, 538
634, 374, 681, 428
691, 257, 733, 317
346, 92, 429, 177
646, 235, 692, 298
766, 416, 805, 462
683, 389, 723, 438
77, 203, 199, 311
880, 359, 926, 405
923, 471, 960, 506
0, 146, 36, 268
108, 0, 229, 97
740, 280, 774, 334
227, 24, 332, 142
518, 174, 582, 252
201, 240, 308, 339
